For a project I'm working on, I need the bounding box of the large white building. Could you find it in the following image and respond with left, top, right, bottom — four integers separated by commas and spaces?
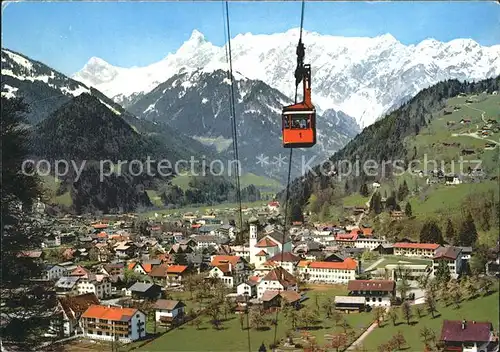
81, 305, 146, 342
432, 246, 463, 279
393, 243, 441, 258
296, 258, 358, 284
347, 280, 396, 307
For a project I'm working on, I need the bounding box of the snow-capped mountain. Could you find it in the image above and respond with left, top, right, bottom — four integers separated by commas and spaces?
73, 28, 500, 127
1, 48, 92, 123
127, 68, 360, 180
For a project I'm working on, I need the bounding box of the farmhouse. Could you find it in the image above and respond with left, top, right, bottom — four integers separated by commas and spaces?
347, 280, 396, 307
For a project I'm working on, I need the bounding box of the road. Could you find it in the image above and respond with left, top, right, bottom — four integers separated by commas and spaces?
452, 105, 499, 147
355, 189, 378, 228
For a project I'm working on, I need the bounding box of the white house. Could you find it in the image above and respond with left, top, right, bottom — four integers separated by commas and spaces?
432, 246, 463, 280
347, 280, 396, 307
153, 300, 186, 325
236, 278, 259, 298
76, 276, 112, 299
81, 305, 146, 342
209, 255, 248, 288
354, 238, 386, 250
296, 258, 358, 284
43, 264, 66, 281
257, 267, 297, 300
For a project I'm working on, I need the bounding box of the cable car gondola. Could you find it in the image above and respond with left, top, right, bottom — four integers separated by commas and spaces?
282, 41, 316, 148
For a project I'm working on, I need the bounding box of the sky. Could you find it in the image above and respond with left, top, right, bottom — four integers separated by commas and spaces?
2, 1, 499, 76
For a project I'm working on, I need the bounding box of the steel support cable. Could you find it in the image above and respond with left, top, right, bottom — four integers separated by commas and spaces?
272, 1, 305, 350
223, 2, 249, 351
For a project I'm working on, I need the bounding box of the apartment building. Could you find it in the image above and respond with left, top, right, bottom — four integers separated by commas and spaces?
81, 305, 146, 342
296, 258, 358, 284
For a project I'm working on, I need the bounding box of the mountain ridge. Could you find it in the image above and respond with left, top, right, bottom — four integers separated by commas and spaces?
72, 29, 500, 127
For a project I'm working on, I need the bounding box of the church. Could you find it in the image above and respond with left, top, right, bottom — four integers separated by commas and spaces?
248, 217, 293, 267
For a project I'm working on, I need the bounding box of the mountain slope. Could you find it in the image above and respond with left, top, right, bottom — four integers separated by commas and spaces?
281, 76, 500, 211
127, 68, 360, 180
73, 29, 500, 127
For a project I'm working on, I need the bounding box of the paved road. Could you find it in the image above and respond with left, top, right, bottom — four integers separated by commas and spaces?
346, 308, 389, 351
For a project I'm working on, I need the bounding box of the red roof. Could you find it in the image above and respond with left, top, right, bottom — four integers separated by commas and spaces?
82, 305, 140, 321
263, 267, 297, 287
167, 265, 188, 274
298, 258, 358, 270
255, 237, 278, 248
255, 250, 267, 256
267, 252, 301, 263
92, 223, 108, 229
211, 255, 241, 266
268, 201, 279, 207
347, 280, 395, 292
97, 231, 108, 238
394, 242, 440, 250
362, 228, 373, 236
215, 263, 231, 274
440, 320, 492, 342
336, 233, 358, 241
70, 266, 90, 277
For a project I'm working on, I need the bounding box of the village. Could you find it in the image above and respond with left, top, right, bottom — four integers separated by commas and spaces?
9, 198, 499, 352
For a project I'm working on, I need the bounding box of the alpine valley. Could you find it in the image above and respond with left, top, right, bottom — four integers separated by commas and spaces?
2, 28, 500, 214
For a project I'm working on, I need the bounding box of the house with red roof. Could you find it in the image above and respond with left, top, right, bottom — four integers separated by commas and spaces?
81, 305, 146, 342
394, 242, 441, 258
257, 267, 298, 300
296, 258, 358, 284
208, 255, 248, 288
432, 246, 463, 280
439, 320, 496, 352
149, 264, 189, 286
347, 280, 396, 307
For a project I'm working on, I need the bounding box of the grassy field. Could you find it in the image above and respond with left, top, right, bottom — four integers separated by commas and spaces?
131, 285, 375, 352
407, 180, 498, 218
41, 175, 73, 206
363, 290, 500, 351
145, 190, 163, 207
343, 193, 370, 207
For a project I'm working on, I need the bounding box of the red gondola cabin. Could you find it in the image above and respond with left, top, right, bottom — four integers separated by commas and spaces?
282, 64, 316, 148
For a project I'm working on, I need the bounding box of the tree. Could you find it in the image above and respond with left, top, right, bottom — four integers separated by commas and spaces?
415, 306, 424, 319
222, 299, 233, 320
419, 326, 436, 347
397, 180, 410, 201
445, 218, 456, 244
419, 220, 444, 244
249, 309, 267, 331
396, 267, 411, 300
321, 297, 333, 318
391, 331, 407, 350
456, 212, 477, 247
388, 308, 398, 326
239, 313, 245, 330
425, 292, 438, 319
370, 192, 382, 214
360, 183, 370, 197
1, 97, 60, 348
291, 204, 304, 223
330, 333, 348, 352
372, 307, 385, 325
434, 260, 451, 285
404, 202, 412, 217
332, 311, 344, 326
400, 302, 413, 325
174, 252, 188, 265
385, 191, 398, 211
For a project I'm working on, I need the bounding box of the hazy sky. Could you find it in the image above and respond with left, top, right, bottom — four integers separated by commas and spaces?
2, 1, 499, 75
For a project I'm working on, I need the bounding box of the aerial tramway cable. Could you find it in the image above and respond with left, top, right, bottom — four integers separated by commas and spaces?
222, 2, 250, 351
272, 0, 306, 349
